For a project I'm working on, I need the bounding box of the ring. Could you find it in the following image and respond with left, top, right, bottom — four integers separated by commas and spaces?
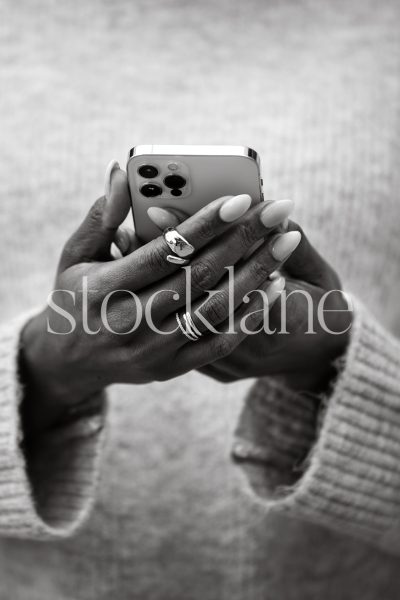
163, 227, 195, 258
176, 311, 202, 342
166, 255, 190, 266
183, 312, 202, 338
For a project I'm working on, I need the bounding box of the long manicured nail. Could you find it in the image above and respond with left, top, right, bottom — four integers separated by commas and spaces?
219, 194, 252, 223
271, 231, 301, 261
268, 270, 280, 281
147, 206, 180, 230
260, 199, 293, 228
281, 218, 289, 232
104, 159, 120, 201
268, 276, 286, 301
115, 228, 131, 255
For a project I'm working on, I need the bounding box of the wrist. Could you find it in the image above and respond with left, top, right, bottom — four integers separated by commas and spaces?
19, 311, 103, 439
282, 330, 350, 395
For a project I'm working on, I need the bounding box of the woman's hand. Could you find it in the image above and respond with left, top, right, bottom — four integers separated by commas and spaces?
20, 163, 298, 436
199, 221, 352, 393
145, 205, 352, 394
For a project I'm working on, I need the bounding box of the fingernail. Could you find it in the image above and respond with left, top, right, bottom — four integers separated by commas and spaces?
104, 159, 120, 201
260, 199, 294, 228
268, 270, 280, 281
271, 231, 301, 261
268, 276, 286, 303
115, 228, 130, 254
219, 194, 252, 223
147, 206, 179, 230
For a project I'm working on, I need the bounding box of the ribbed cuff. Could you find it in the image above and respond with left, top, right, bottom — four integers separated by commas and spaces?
233, 378, 319, 496
0, 311, 106, 540
234, 299, 400, 552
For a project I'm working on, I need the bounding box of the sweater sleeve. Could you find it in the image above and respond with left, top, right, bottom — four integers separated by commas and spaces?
0, 311, 107, 540
232, 298, 400, 554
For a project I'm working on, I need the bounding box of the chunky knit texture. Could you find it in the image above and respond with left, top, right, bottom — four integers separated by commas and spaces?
1, 0, 400, 598
0, 312, 106, 539
235, 300, 400, 549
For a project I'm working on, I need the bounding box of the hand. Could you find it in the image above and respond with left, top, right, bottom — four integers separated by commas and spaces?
20, 163, 298, 436
144, 205, 352, 394
200, 220, 352, 393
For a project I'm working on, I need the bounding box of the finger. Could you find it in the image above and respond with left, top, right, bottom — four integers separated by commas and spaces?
150, 215, 298, 320
283, 220, 341, 289
183, 273, 285, 342
59, 161, 131, 270
114, 227, 141, 255
140, 199, 295, 315
103, 161, 131, 228
151, 271, 283, 345
113, 205, 188, 257
173, 278, 284, 373
105, 193, 253, 291
147, 206, 187, 230
111, 242, 123, 260
156, 232, 287, 329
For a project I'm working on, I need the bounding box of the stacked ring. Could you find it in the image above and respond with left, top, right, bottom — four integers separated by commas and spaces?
176, 311, 203, 342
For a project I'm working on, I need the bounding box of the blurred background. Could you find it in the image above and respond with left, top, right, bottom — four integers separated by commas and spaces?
1, 0, 399, 597
2, 0, 398, 321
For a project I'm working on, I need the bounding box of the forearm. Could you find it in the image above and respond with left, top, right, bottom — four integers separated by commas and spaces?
233, 299, 400, 555
19, 310, 105, 440
0, 310, 106, 540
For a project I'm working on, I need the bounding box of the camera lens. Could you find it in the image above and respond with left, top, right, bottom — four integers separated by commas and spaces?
164, 174, 186, 189
138, 165, 159, 178
140, 183, 162, 198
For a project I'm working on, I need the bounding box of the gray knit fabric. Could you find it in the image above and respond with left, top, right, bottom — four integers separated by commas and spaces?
1, 0, 400, 598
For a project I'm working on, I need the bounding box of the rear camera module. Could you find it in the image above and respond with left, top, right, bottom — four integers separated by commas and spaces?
138, 165, 159, 178
140, 183, 162, 197
164, 174, 186, 189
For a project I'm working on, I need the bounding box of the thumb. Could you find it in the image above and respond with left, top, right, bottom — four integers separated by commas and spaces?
282, 220, 341, 289
103, 160, 131, 229
59, 161, 131, 270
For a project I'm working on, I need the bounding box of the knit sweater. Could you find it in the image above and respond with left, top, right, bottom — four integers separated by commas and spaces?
1, 0, 400, 598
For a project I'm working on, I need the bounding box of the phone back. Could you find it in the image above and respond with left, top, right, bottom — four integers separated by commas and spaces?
127, 145, 263, 242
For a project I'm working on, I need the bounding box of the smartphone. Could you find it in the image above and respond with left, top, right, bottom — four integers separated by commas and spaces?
127, 145, 263, 242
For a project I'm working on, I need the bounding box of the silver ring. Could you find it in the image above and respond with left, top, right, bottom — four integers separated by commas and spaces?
183, 312, 202, 338
166, 254, 189, 266
164, 227, 195, 258
176, 311, 202, 342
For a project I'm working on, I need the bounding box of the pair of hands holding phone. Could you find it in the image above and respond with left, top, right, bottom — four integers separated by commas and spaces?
21, 162, 351, 436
